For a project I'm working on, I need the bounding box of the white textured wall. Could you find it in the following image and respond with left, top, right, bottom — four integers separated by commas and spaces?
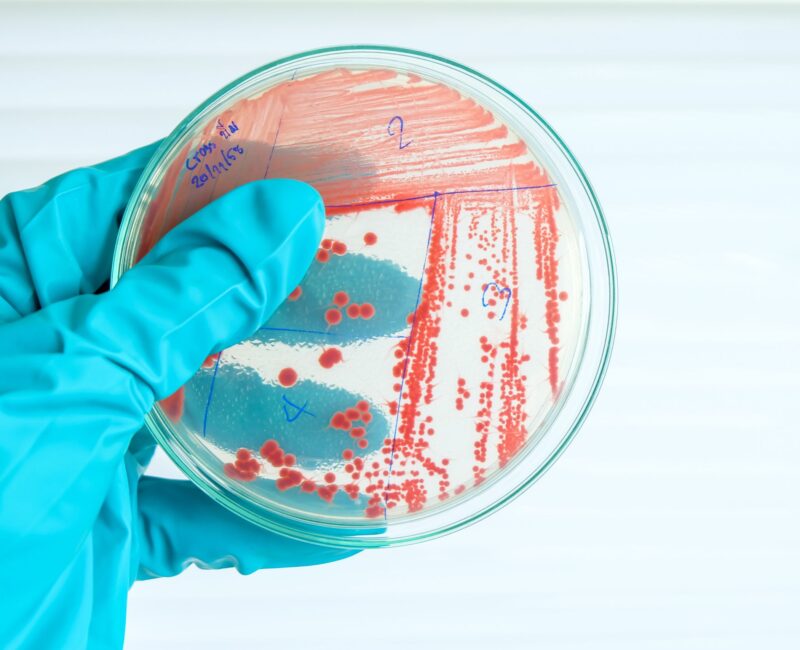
2, 2, 799, 648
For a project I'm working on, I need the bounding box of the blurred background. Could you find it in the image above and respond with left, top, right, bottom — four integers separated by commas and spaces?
1, 1, 798, 648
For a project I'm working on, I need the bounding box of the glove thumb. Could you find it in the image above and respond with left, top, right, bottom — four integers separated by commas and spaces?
136, 477, 358, 579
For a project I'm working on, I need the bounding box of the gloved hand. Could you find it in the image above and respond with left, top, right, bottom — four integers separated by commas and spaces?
0, 143, 358, 649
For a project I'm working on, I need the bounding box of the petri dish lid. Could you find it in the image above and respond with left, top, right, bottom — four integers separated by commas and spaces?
112, 46, 616, 548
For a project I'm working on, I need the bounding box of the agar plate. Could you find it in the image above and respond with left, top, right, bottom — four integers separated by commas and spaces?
112, 46, 616, 547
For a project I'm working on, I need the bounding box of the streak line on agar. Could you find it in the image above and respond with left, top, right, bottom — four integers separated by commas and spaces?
202, 351, 223, 438
383, 191, 440, 517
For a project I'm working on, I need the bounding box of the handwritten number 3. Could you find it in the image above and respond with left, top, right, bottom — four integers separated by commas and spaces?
482, 282, 512, 321
388, 115, 411, 149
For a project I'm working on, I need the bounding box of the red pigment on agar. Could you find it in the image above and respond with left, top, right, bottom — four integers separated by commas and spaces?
318, 347, 343, 369
278, 367, 298, 387
227, 415, 372, 496
259, 439, 287, 467
317, 485, 338, 502
359, 303, 375, 319
277, 470, 304, 491
330, 412, 350, 430
201, 354, 217, 369
288, 286, 303, 301
260, 439, 278, 456
224, 447, 260, 482
455, 377, 470, 412
159, 387, 184, 422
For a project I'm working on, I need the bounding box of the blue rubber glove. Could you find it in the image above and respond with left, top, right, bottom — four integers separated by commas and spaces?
0, 143, 358, 649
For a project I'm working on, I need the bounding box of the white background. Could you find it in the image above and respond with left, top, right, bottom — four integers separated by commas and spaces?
2, 1, 799, 648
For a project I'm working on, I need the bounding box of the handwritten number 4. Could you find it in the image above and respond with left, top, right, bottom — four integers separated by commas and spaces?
388, 115, 411, 149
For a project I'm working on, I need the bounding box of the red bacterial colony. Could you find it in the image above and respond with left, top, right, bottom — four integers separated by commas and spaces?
259, 439, 285, 466
318, 347, 343, 369
333, 291, 349, 307
325, 308, 342, 326
342, 302, 376, 320
288, 286, 303, 301
278, 367, 298, 387
455, 377, 470, 411
328, 400, 373, 461
364, 232, 378, 245
359, 303, 375, 319
317, 238, 347, 262
224, 448, 260, 482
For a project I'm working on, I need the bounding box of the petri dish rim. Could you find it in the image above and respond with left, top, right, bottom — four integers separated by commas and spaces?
111, 44, 618, 548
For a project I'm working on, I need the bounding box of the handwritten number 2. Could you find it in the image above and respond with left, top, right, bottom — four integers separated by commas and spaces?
388, 115, 411, 149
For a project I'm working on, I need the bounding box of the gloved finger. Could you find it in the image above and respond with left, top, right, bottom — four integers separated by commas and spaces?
0, 142, 161, 323
136, 476, 359, 579
0, 179, 324, 592
0, 177, 325, 399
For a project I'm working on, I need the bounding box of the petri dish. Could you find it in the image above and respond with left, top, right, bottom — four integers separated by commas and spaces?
112, 46, 616, 548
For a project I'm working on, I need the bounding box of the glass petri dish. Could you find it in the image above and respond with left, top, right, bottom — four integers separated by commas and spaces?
112, 46, 616, 548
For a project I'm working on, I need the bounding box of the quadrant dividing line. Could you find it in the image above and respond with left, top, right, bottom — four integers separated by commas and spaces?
325, 182, 556, 210
262, 70, 297, 179
202, 351, 223, 437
